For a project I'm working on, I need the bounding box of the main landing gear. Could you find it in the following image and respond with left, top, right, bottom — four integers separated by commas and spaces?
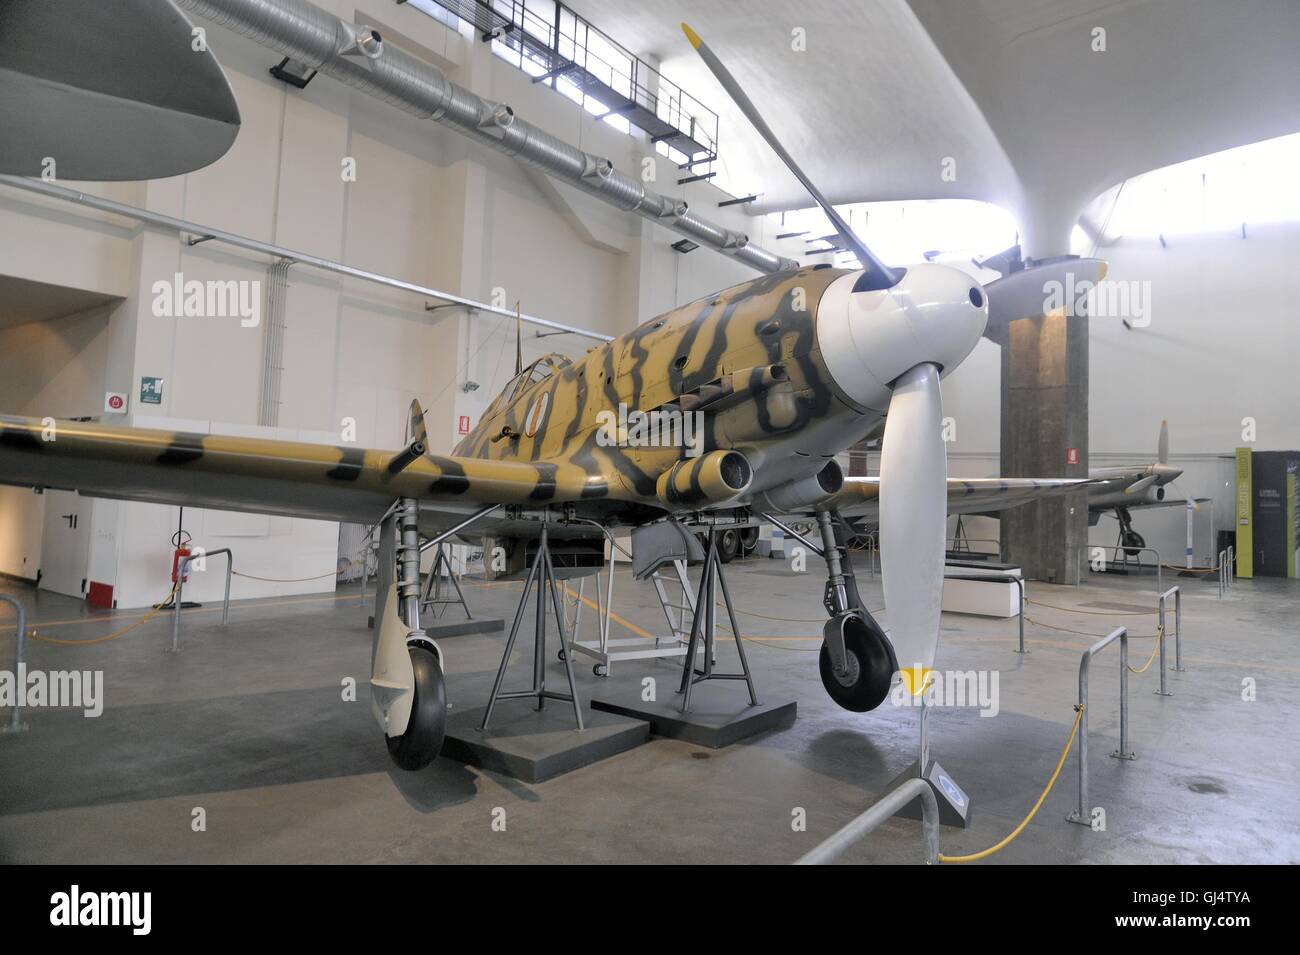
815, 510, 896, 712
1115, 506, 1146, 557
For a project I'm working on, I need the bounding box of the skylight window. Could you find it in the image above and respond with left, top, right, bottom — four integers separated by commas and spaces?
768, 199, 1019, 270
1095, 133, 1300, 240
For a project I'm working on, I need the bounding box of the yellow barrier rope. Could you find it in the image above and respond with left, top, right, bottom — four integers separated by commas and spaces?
232, 570, 336, 583
1023, 615, 1161, 639
26, 583, 179, 647
1127, 625, 1165, 674
939, 704, 1085, 864
1027, 598, 1174, 617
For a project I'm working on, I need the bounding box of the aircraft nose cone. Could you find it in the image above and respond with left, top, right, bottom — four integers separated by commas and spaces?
816, 263, 988, 411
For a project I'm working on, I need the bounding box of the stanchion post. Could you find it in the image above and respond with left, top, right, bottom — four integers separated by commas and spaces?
1, 595, 28, 735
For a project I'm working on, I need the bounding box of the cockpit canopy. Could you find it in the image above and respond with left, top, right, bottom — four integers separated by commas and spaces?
481, 352, 573, 423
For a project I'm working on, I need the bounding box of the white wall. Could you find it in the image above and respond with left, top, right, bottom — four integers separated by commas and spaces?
0, 0, 810, 603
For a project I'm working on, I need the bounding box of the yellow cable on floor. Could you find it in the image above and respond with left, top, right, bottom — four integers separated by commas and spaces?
939, 704, 1084, 864
26, 583, 179, 647
1127, 625, 1165, 674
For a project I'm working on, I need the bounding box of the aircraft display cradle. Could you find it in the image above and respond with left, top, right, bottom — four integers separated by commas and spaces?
419, 542, 472, 620
677, 530, 759, 712
480, 524, 586, 732
565, 556, 694, 676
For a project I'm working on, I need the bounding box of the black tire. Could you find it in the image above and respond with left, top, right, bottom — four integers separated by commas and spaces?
717, 528, 740, 563
557, 649, 566, 662
819, 614, 895, 712
593, 664, 608, 677
1122, 528, 1146, 558
739, 526, 760, 555
385, 645, 447, 771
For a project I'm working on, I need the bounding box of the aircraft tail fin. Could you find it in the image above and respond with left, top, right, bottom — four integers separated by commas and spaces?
1158, 419, 1169, 464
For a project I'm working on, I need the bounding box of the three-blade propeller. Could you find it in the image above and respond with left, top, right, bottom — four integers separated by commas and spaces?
683, 22, 947, 689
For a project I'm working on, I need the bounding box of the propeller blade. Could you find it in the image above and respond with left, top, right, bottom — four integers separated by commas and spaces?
1125, 474, 1159, 496
681, 23, 900, 289
879, 362, 947, 690
1158, 419, 1169, 464
981, 258, 1107, 341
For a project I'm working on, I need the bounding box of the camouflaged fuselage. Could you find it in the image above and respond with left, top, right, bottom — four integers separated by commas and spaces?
454, 264, 879, 514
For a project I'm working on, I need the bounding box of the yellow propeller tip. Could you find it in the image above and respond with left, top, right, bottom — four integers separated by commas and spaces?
681, 22, 702, 49
899, 666, 933, 697
1097, 260, 1109, 281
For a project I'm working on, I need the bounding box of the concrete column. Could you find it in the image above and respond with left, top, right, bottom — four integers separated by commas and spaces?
999, 309, 1089, 583
1000, 198, 1090, 584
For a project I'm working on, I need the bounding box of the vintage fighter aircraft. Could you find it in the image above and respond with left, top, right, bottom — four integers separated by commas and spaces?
0, 13, 1104, 770
1085, 420, 1202, 554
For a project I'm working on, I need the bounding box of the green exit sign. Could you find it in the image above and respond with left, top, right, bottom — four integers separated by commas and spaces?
140, 376, 164, 405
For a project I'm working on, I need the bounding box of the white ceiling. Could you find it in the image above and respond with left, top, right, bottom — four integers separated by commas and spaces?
568, 0, 1300, 252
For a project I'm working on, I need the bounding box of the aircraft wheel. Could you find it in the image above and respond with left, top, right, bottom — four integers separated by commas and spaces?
1122, 528, 1146, 558
717, 528, 741, 563
819, 614, 894, 712
739, 526, 760, 555
385, 645, 447, 771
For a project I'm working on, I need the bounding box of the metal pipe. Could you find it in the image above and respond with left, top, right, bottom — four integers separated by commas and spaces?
1067, 626, 1134, 826
760, 512, 824, 558
796, 776, 939, 865
417, 504, 501, 553
175, 0, 798, 275
0, 175, 611, 342
1, 594, 28, 734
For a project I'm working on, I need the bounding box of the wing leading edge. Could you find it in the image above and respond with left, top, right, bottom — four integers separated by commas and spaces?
827, 476, 1096, 521
0, 414, 613, 526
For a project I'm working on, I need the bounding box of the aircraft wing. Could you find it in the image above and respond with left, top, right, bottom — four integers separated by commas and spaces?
0, 414, 612, 530
826, 476, 1095, 520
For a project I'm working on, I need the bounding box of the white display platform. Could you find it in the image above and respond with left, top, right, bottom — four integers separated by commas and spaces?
942, 564, 1022, 618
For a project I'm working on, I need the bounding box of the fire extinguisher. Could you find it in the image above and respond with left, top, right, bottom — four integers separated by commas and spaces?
171, 529, 194, 584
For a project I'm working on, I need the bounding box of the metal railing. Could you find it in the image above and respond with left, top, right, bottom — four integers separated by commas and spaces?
945, 536, 1002, 556
796, 776, 939, 865
1081, 543, 1162, 594
1, 594, 27, 734
1218, 545, 1235, 597
170, 549, 233, 652
1067, 626, 1135, 826
943, 570, 1027, 654
1155, 585, 1182, 695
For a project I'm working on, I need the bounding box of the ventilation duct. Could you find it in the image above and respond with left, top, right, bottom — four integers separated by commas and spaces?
176, 0, 798, 274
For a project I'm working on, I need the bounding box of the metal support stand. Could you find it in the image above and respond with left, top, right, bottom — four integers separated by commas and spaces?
481, 525, 584, 731
676, 530, 758, 712
419, 542, 472, 620
886, 682, 972, 828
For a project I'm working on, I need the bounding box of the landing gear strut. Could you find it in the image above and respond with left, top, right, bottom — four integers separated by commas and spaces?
1115, 506, 1146, 557
815, 510, 896, 712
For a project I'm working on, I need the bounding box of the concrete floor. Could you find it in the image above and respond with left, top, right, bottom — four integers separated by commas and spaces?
1, 555, 1296, 864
